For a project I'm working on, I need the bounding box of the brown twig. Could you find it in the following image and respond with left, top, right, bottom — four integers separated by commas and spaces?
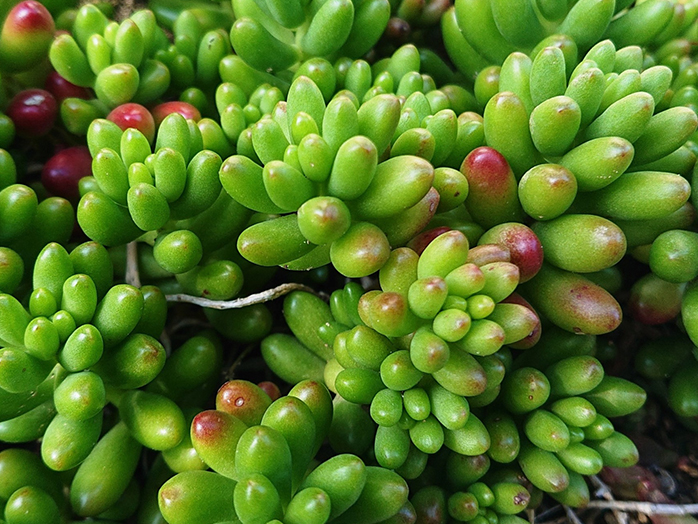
165, 283, 320, 309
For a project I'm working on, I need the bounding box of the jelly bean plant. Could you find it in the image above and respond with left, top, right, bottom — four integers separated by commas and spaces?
0, 0, 696, 524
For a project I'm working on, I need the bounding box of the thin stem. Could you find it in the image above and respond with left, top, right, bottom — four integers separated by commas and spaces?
564, 506, 584, 524
168, 318, 211, 335
125, 241, 141, 289
160, 328, 171, 357
584, 501, 698, 515
533, 506, 563, 523
526, 509, 535, 524
226, 344, 255, 380
590, 475, 629, 524
165, 283, 319, 309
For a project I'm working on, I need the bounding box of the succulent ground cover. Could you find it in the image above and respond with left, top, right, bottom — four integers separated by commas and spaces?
1, 0, 698, 523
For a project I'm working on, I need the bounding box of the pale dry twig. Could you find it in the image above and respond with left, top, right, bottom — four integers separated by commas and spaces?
166, 283, 320, 309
